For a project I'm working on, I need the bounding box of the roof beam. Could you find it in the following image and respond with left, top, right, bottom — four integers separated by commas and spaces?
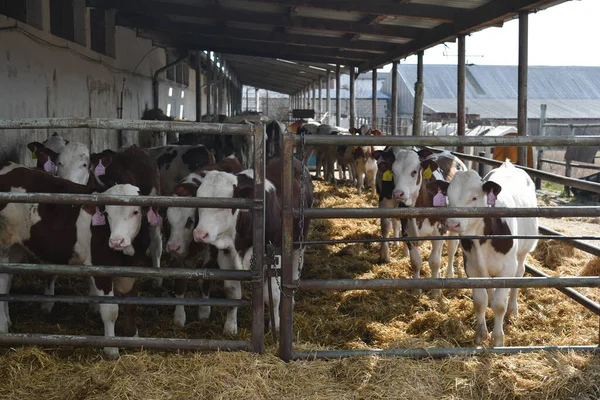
121, 16, 391, 53
220, 59, 324, 81
235, 0, 457, 23
105, 0, 426, 39
358, 0, 565, 72
236, 75, 302, 93
227, 64, 319, 87
222, 55, 330, 76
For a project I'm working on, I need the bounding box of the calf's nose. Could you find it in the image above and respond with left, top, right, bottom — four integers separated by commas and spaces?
393, 190, 405, 199
109, 236, 125, 248
193, 230, 209, 243
167, 242, 181, 253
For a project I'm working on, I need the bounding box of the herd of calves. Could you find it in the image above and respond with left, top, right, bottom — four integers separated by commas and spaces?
0, 123, 538, 359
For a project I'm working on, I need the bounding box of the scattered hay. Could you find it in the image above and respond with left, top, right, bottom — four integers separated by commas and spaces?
1, 180, 599, 399
533, 239, 575, 270
581, 257, 600, 276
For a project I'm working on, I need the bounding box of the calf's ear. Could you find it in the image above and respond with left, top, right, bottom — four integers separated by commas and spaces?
482, 181, 502, 197
173, 183, 198, 197
420, 159, 439, 179
36, 147, 59, 164
426, 180, 449, 196
417, 149, 434, 160
372, 129, 382, 136
349, 127, 357, 135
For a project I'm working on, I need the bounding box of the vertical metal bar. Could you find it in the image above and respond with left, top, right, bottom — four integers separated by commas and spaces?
251, 123, 266, 354
245, 87, 249, 112
311, 82, 316, 110
413, 51, 424, 136
518, 11, 529, 167
478, 151, 486, 177
266, 90, 269, 116
279, 133, 295, 362
457, 35, 466, 153
318, 77, 323, 116
195, 51, 203, 122
255, 88, 260, 113
391, 61, 398, 135
535, 103, 547, 189
336, 65, 341, 127
372, 69, 378, 130
207, 64, 212, 117
349, 66, 356, 130
326, 71, 331, 124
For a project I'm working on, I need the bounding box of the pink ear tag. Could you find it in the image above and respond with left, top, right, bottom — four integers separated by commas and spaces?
92, 208, 106, 226
94, 160, 105, 177
433, 189, 447, 207
44, 159, 57, 175
487, 191, 497, 207
147, 208, 161, 227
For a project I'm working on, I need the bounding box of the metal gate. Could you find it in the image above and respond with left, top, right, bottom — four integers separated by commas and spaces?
279, 133, 600, 361
0, 117, 268, 354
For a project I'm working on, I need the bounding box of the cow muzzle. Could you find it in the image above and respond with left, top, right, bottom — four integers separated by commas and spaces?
167, 242, 181, 254
446, 220, 461, 232
109, 236, 130, 250
193, 229, 210, 243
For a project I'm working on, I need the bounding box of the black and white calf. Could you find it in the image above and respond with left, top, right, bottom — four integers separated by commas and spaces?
191, 157, 314, 335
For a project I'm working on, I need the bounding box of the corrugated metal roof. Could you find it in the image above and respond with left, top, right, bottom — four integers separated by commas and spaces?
293, 7, 364, 22
411, 0, 487, 9
398, 64, 600, 100
423, 98, 600, 119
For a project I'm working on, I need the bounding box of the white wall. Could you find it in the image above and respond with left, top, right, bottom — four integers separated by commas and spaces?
0, 12, 199, 164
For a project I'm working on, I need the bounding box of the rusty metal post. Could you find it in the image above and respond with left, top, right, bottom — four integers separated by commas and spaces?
336, 65, 341, 126
279, 133, 296, 362
518, 11, 529, 167
535, 103, 547, 189
478, 151, 487, 177
349, 67, 356, 130
413, 51, 424, 136
251, 122, 266, 354
372, 69, 378, 130
195, 51, 203, 121
457, 35, 466, 152
391, 61, 398, 135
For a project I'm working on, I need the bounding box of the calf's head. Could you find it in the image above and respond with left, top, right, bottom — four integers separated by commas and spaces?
428, 170, 502, 233
56, 142, 91, 184
98, 184, 144, 255
372, 148, 438, 207
166, 178, 201, 258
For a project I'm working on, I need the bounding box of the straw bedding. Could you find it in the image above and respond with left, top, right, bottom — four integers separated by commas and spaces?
0, 180, 598, 400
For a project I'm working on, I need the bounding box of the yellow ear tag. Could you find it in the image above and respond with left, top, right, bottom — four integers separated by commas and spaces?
31, 148, 38, 160
423, 166, 433, 179
383, 170, 393, 182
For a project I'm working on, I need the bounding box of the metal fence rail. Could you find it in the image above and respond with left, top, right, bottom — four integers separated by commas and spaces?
0, 117, 267, 355
280, 132, 600, 362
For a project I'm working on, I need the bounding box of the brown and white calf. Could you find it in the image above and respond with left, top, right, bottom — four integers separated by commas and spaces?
166, 156, 243, 327
191, 157, 314, 335
373, 148, 466, 298
0, 163, 152, 359
27, 132, 69, 169
428, 161, 538, 346
350, 125, 383, 195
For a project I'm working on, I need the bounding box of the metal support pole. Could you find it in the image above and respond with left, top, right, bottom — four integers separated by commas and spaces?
245, 87, 249, 112
391, 61, 398, 135
336, 65, 341, 127
457, 35, 466, 152
280, 133, 296, 362
326, 71, 331, 124
349, 66, 356, 130
251, 122, 266, 353
206, 65, 212, 117
478, 151, 487, 177
266, 90, 269, 117
372, 69, 378, 130
412, 51, 424, 136
518, 11, 529, 167
535, 103, 547, 189
318, 77, 323, 116
255, 88, 260, 113
311, 82, 316, 110
195, 51, 202, 122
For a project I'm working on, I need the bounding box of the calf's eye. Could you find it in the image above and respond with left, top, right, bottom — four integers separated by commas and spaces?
411, 170, 417, 177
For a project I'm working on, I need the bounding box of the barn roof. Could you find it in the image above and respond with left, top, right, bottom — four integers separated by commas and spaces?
90, 0, 568, 94
396, 64, 600, 118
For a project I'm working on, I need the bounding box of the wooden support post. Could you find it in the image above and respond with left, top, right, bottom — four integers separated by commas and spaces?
336, 65, 341, 127
349, 67, 356, 130
412, 51, 424, 136
195, 51, 202, 122
372, 69, 378, 130
457, 35, 466, 152
518, 11, 529, 167
391, 61, 398, 135
326, 71, 331, 124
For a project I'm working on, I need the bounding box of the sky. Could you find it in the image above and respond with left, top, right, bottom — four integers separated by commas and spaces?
381, 0, 600, 69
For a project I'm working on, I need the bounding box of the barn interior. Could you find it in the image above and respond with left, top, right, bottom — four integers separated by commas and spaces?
2, 1, 600, 399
